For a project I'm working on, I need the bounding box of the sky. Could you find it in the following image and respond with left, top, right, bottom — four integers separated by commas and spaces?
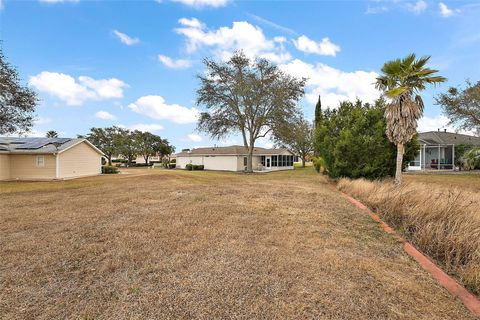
1, 0, 479, 150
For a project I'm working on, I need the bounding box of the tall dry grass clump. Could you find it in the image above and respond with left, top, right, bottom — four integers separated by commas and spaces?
338, 178, 480, 296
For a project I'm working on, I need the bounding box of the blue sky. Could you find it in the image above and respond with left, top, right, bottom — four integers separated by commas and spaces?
1, 0, 479, 149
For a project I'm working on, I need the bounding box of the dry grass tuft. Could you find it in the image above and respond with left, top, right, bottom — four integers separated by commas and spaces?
338, 177, 480, 296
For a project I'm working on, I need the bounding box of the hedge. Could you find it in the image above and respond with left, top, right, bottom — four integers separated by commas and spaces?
102, 165, 119, 174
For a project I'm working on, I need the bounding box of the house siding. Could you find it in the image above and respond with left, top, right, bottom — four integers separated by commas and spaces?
58, 142, 102, 179
177, 155, 240, 171
0, 154, 11, 180
9, 154, 56, 180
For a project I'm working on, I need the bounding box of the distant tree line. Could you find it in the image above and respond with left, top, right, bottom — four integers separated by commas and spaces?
79, 126, 174, 166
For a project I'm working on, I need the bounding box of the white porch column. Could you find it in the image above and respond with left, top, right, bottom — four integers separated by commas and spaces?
419, 145, 422, 170
438, 145, 440, 170
452, 144, 455, 171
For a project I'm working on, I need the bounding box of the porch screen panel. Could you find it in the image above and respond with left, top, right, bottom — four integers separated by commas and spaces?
272, 156, 277, 166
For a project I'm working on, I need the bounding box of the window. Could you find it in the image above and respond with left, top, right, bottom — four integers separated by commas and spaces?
244, 157, 247, 166
261, 156, 265, 166
36, 156, 45, 167
272, 156, 277, 166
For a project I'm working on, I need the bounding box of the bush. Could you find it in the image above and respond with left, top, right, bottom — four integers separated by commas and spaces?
102, 165, 119, 174
338, 178, 480, 295
168, 163, 176, 169
315, 99, 418, 179
170, 158, 176, 163
186, 164, 204, 170
312, 157, 326, 174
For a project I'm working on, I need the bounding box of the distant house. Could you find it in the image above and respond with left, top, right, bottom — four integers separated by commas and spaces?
0, 137, 103, 181
176, 145, 295, 172
408, 130, 480, 171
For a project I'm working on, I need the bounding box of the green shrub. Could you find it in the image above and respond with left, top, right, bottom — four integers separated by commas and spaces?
102, 165, 119, 174
315, 99, 418, 179
168, 163, 176, 169
312, 157, 325, 174
193, 165, 204, 170
170, 158, 176, 163
186, 163, 193, 170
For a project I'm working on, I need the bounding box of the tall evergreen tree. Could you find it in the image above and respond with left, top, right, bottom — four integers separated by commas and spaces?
314, 95, 322, 128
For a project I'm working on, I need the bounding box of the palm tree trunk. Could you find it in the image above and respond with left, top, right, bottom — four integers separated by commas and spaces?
395, 143, 404, 185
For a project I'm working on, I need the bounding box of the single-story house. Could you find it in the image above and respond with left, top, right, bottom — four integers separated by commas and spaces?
407, 130, 480, 171
0, 137, 104, 181
176, 145, 295, 172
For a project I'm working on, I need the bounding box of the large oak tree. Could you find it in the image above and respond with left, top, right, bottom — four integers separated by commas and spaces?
436, 80, 480, 135
0, 47, 38, 135
196, 51, 306, 172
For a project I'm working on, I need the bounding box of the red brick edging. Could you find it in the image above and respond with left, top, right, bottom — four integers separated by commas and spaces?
340, 191, 480, 317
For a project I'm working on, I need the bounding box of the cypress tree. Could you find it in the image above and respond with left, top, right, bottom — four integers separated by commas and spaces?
314, 95, 322, 128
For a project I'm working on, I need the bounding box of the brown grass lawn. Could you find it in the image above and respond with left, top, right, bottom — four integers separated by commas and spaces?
405, 172, 480, 192
0, 168, 476, 319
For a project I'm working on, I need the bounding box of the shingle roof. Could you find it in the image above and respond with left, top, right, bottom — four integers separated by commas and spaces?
418, 131, 480, 146
176, 145, 292, 156
0, 137, 103, 155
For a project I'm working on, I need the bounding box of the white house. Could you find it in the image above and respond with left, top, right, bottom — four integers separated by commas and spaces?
176, 145, 295, 172
407, 130, 480, 171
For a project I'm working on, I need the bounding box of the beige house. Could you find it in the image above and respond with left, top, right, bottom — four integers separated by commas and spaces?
176, 145, 295, 172
0, 137, 103, 181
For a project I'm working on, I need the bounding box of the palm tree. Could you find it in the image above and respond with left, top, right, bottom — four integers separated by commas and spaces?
46, 130, 58, 138
375, 54, 446, 184
459, 147, 480, 170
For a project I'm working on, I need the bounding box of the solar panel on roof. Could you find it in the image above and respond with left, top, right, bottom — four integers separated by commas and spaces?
15, 138, 71, 150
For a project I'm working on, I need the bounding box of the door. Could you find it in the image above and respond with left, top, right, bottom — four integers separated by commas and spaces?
266, 157, 271, 169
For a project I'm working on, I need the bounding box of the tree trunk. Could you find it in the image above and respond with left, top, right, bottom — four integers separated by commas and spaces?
144, 155, 149, 166
108, 155, 112, 166
395, 143, 404, 185
302, 157, 306, 168
247, 147, 253, 173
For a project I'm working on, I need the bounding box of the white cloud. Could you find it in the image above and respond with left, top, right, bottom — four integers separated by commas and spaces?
29, 71, 128, 106
248, 14, 297, 35
128, 95, 199, 124
171, 0, 229, 8
95, 110, 117, 120
187, 134, 202, 142
407, 0, 427, 14
418, 115, 477, 135
439, 2, 459, 17
280, 59, 380, 108
125, 123, 165, 132
158, 55, 192, 69
292, 35, 340, 56
113, 30, 140, 45
175, 18, 292, 63
365, 5, 389, 14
